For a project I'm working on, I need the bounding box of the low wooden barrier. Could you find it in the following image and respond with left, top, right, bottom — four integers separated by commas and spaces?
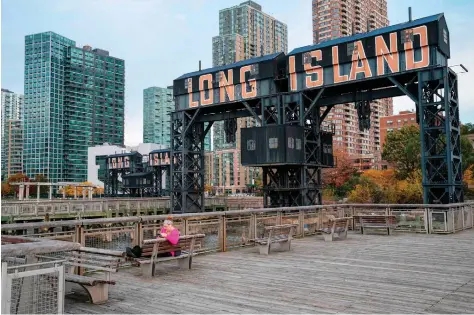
1, 202, 473, 255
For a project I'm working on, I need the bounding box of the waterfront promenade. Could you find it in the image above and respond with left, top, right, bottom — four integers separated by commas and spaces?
65, 230, 474, 314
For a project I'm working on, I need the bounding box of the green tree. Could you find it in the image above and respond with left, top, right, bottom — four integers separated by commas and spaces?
382, 125, 421, 179
461, 123, 474, 135
461, 135, 474, 174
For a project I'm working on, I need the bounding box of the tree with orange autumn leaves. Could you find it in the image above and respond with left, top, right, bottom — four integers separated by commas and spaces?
59, 182, 104, 197
348, 169, 423, 204
323, 150, 359, 188
322, 150, 360, 200
323, 150, 424, 203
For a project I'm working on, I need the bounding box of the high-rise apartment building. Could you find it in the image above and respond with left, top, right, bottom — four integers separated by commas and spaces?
143, 86, 210, 150
210, 1, 288, 193
380, 110, 417, 149
212, 1, 288, 67
1, 89, 24, 180
4, 120, 24, 179
24, 32, 124, 182
212, 34, 245, 67
143, 86, 174, 147
312, 0, 392, 170
312, 0, 389, 44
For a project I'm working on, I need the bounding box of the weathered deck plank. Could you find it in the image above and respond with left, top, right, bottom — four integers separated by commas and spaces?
65, 230, 474, 314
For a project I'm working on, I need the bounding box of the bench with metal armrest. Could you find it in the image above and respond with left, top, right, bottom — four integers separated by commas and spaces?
37, 247, 125, 304
253, 224, 298, 255
318, 216, 352, 241
130, 234, 205, 278
355, 214, 397, 235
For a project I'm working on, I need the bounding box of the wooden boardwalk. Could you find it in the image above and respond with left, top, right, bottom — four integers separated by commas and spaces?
65, 230, 474, 314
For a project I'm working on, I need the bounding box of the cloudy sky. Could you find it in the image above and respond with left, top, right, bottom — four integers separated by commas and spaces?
2, 0, 474, 146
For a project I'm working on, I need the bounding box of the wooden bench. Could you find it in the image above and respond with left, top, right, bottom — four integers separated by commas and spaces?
254, 224, 298, 255
356, 214, 397, 235
318, 216, 352, 241
131, 234, 205, 278
37, 247, 125, 304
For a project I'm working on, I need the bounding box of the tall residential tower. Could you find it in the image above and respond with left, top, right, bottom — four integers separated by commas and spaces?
312, 0, 392, 169
1, 89, 24, 179
24, 32, 124, 182
143, 86, 174, 147
210, 1, 288, 193
143, 86, 210, 150
212, 1, 288, 67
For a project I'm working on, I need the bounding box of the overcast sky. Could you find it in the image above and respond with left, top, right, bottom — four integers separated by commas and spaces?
2, 0, 473, 146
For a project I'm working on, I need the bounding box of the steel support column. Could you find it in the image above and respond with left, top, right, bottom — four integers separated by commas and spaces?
171, 110, 205, 213
261, 91, 325, 207
418, 67, 463, 204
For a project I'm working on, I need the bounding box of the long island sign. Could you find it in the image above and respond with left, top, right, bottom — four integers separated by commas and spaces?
173, 13, 450, 110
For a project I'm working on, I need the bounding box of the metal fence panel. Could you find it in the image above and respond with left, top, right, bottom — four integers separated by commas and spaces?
2, 261, 65, 314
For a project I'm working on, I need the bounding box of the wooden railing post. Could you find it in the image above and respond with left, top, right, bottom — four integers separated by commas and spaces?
350, 206, 355, 230
219, 216, 227, 252
424, 207, 430, 234
250, 213, 257, 240
451, 207, 455, 233
133, 221, 143, 246
74, 224, 85, 275
471, 204, 474, 228
183, 218, 189, 235
276, 211, 282, 225
299, 210, 305, 237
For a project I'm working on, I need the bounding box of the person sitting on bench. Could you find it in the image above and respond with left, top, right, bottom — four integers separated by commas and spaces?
126, 218, 181, 258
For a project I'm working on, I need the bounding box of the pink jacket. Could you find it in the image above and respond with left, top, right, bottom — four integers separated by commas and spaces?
158, 228, 180, 256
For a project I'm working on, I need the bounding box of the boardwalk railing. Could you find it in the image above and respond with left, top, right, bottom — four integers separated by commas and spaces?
1, 197, 264, 219
2, 202, 473, 255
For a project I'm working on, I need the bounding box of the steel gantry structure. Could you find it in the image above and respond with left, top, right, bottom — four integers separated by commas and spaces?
169, 13, 461, 213
103, 150, 171, 197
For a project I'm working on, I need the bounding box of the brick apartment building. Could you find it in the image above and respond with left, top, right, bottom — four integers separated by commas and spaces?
313, 0, 393, 170
380, 110, 418, 169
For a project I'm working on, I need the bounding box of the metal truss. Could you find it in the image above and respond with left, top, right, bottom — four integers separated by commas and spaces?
170, 110, 206, 213
356, 99, 371, 131
259, 91, 327, 208
152, 166, 170, 197
170, 64, 463, 212
418, 67, 463, 203
104, 170, 120, 197
224, 118, 237, 143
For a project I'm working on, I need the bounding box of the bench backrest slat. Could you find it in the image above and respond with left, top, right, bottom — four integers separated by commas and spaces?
358, 215, 397, 225
321, 217, 351, 231
141, 234, 205, 257
263, 224, 298, 242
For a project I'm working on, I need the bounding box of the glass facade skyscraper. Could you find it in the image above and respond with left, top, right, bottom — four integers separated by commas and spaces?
143, 86, 210, 150
143, 86, 173, 147
24, 32, 124, 182
1, 89, 24, 180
